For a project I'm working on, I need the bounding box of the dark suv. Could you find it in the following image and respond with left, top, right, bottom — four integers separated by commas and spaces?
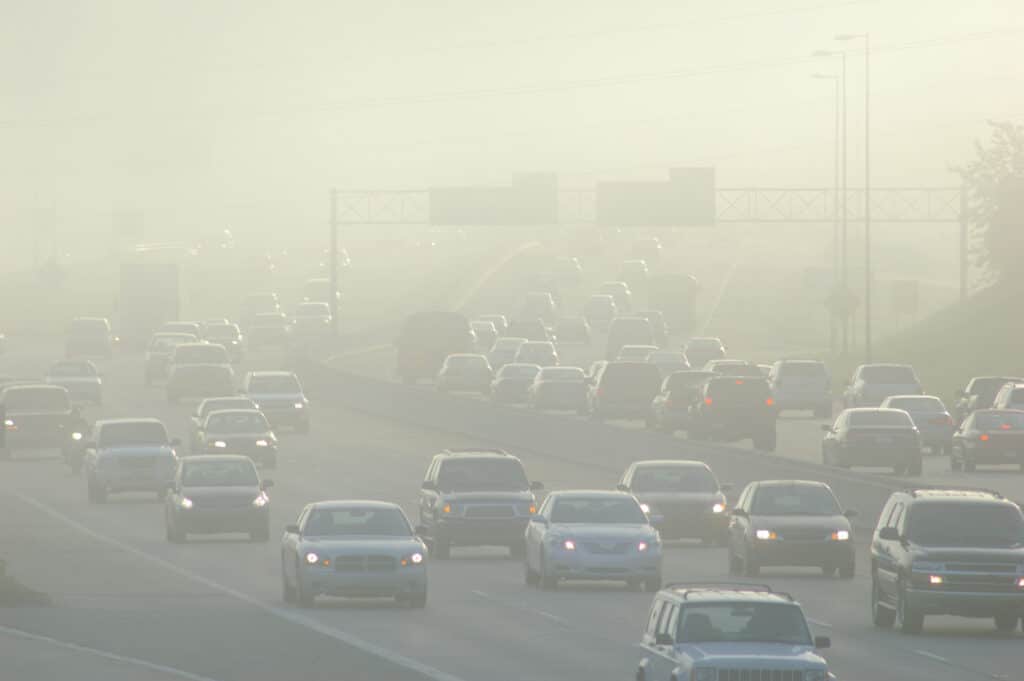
588, 361, 663, 422
418, 449, 543, 559
870, 488, 1024, 634
687, 376, 777, 451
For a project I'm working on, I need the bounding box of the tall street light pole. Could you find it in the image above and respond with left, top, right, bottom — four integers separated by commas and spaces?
813, 49, 848, 355
812, 72, 841, 357
329, 188, 339, 337
837, 32, 870, 361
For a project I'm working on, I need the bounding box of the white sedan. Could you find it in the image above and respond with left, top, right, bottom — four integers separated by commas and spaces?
524, 490, 662, 591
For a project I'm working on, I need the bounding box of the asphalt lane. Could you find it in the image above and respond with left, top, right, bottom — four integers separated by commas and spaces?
2, 339, 1021, 681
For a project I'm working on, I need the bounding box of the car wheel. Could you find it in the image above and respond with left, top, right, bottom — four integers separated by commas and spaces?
839, 560, 855, 579
281, 568, 296, 604
897, 581, 923, 633
539, 550, 558, 591
524, 560, 540, 587
433, 537, 451, 560
508, 540, 526, 559
906, 455, 923, 476
643, 576, 662, 593
994, 613, 1018, 632
295, 565, 315, 608
407, 592, 427, 609
871, 578, 895, 628
950, 449, 962, 472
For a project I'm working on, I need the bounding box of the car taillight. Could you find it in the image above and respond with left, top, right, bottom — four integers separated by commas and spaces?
596, 388, 605, 397
979, 434, 990, 442
765, 398, 774, 407
704, 397, 713, 405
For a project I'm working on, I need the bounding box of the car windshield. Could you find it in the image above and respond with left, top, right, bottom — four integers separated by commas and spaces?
907, 504, 1024, 547
199, 399, 254, 418
205, 325, 240, 340
539, 368, 583, 381
861, 365, 916, 383
550, 497, 647, 524
205, 411, 269, 433
632, 467, 717, 493
969, 377, 1020, 401
650, 352, 685, 363
751, 486, 841, 516
303, 508, 411, 537
249, 375, 300, 393
163, 323, 199, 335
778, 362, 826, 378
974, 411, 1024, 430
446, 355, 488, 368
677, 603, 811, 645
4, 387, 70, 411
885, 396, 944, 412
175, 345, 228, 364
665, 372, 713, 391
1006, 388, 1024, 404
618, 346, 657, 360
49, 362, 95, 377
687, 339, 722, 351
848, 410, 914, 427
437, 459, 529, 492
499, 364, 540, 379
99, 422, 168, 447
182, 460, 258, 487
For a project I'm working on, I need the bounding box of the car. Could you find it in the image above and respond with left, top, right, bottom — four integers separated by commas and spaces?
301, 278, 341, 305
203, 322, 244, 363
165, 455, 272, 543
703, 359, 762, 377
598, 281, 633, 312
683, 337, 726, 370
488, 337, 528, 370
505, 318, 551, 343
82, 418, 180, 503
632, 236, 662, 263
166, 364, 236, 404
768, 359, 832, 418
188, 396, 259, 452
606, 316, 654, 361
870, 487, 1024, 634
843, 363, 922, 407
953, 376, 1023, 424
66, 317, 115, 358
727, 480, 856, 578
45, 359, 102, 404
194, 409, 278, 468
648, 274, 699, 337
521, 291, 558, 324
0, 384, 84, 463
991, 382, 1024, 410
289, 302, 332, 343
616, 344, 660, 362
553, 317, 591, 345
418, 449, 542, 559
617, 460, 729, 544
638, 310, 669, 347
166, 342, 231, 380
583, 294, 617, 332
637, 584, 832, 681
477, 314, 508, 336
688, 376, 778, 451
159, 321, 202, 338
436, 353, 493, 394
144, 332, 198, 385
248, 312, 290, 349
281, 500, 428, 608
490, 363, 541, 404
950, 409, 1024, 472
821, 408, 922, 474
513, 341, 559, 367
589, 361, 663, 422
396, 311, 474, 384
524, 490, 662, 591
528, 366, 588, 412
647, 370, 714, 433
646, 349, 690, 377
880, 395, 954, 455
470, 320, 498, 350
241, 371, 310, 433
241, 292, 281, 329
618, 259, 649, 291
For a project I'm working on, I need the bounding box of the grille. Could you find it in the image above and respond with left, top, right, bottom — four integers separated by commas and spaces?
191, 496, 251, 509
583, 541, 630, 554
717, 669, 802, 681
778, 528, 828, 541
946, 563, 1018, 573
939, 574, 1017, 592
334, 555, 396, 573
464, 506, 515, 519
118, 457, 159, 469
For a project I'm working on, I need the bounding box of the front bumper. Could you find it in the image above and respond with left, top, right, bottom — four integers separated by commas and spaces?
836, 443, 918, 467
300, 567, 427, 598
92, 469, 174, 493
172, 506, 268, 534
435, 517, 530, 546
749, 540, 853, 567
548, 548, 662, 581
907, 587, 1024, 617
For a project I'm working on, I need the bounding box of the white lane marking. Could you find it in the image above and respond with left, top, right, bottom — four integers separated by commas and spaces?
470, 589, 569, 626
806, 617, 832, 629
0, 624, 224, 681
13, 491, 467, 681
913, 650, 950, 664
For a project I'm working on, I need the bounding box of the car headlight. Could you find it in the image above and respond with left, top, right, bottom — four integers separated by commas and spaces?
693, 669, 717, 681
294, 402, 305, 409
255, 439, 270, 447
831, 530, 850, 541
401, 552, 425, 567
71, 432, 83, 441
305, 552, 320, 565
804, 670, 828, 681
212, 440, 227, 448
252, 495, 268, 508
180, 497, 194, 509
4, 419, 14, 428
640, 503, 652, 514
637, 541, 649, 552
712, 502, 725, 514
755, 529, 777, 540
562, 539, 577, 551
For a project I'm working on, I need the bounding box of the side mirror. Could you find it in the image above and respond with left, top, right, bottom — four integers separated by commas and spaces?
720, 482, 734, 492
531, 515, 548, 525
878, 527, 901, 541
654, 633, 674, 646
261, 479, 274, 489
731, 508, 748, 518
421, 480, 437, 491
616, 483, 630, 492
843, 509, 858, 518
530, 481, 544, 491
814, 636, 831, 649
284, 523, 300, 535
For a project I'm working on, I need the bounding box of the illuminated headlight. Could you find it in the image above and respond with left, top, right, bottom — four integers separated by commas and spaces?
755, 529, 777, 540
831, 530, 850, 541
401, 552, 425, 567
929, 575, 943, 585
441, 503, 453, 514
212, 440, 227, 449
639, 503, 651, 514
293, 402, 305, 409
305, 552, 320, 565
252, 495, 268, 508
1016, 577, 1024, 589
252, 402, 261, 409
71, 432, 83, 441
712, 503, 725, 514
180, 497, 194, 509
693, 669, 717, 681
562, 539, 577, 551
255, 439, 270, 447
637, 541, 649, 552
4, 419, 13, 427
803, 671, 828, 681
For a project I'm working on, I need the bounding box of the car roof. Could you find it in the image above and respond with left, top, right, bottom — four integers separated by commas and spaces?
547, 489, 634, 499
901, 487, 1009, 503
95, 417, 165, 426
182, 454, 256, 465
4, 383, 66, 392
754, 479, 831, 490
308, 500, 403, 511
205, 408, 264, 417
843, 407, 908, 414
857, 362, 912, 369
663, 584, 796, 604
247, 370, 297, 378
438, 448, 514, 459
632, 459, 710, 470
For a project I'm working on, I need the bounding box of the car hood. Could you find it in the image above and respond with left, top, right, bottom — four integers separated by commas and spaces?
751, 514, 851, 530
182, 485, 261, 500
6, 409, 72, 417
637, 491, 724, 505
548, 523, 656, 540
912, 546, 1024, 563
45, 376, 100, 385
300, 536, 425, 554
203, 431, 273, 440
444, 491, 534, 503
248, 392, 303, 401
680, 642, 825, 665
98, 444, 175, 457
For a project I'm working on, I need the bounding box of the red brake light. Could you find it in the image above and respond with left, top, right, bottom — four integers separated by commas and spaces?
765, 398, 774, 407
1000, 423, 1011, 430
734, 379, 744, 385
979, 434, 990, 441
597, 388, 605, 397
704, 397, 713, 405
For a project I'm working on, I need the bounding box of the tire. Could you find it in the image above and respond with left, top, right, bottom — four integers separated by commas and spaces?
433, 537, 451, 560
994, 613, 1018, 632
871, 578, 896, 628
906, 454, 923, 476
408, 592, 427, 609
643, 576, 662, 593
839, 560, 855, 579
524, 560, 540, 587
539, 551, 558, 590
295, 567, 315, 608
728, 549, 742, 576
950, 450, 962, 472
898, 582, 924, 633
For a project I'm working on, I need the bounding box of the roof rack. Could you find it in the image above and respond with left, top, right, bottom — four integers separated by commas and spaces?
906, 485, 1004, 499
664, 582, 794, 602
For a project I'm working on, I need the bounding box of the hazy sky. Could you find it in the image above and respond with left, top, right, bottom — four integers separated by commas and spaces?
1, 0, 1021, 258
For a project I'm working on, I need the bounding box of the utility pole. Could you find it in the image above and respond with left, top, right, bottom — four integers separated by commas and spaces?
329, 189, 339, 337
812, 72, 841, 356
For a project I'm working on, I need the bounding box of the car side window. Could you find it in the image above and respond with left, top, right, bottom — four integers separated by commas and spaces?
893, 504, 908, 536
658, 603, 679, 641
646, 598, 666, 636
538, 496, 554, 517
